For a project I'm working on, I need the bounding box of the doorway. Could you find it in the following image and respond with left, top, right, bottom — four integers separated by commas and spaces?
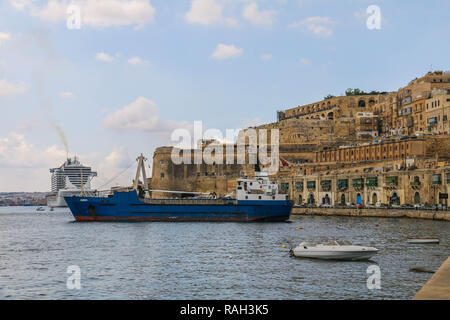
308, 193, 315, 204
340, 194, 346, 206
356, 193, 362, 205
372, 193, 378, 205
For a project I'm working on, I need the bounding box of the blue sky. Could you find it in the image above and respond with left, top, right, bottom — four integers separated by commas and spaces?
0, 0, 449, 191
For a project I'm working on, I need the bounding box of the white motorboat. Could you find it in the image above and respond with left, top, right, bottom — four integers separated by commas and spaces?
291, 240, 378, 261
407, 238, 439, 244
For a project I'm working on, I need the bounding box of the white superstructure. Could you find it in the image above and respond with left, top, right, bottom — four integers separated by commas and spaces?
236, 171, 287, 201
50, 157, 97, 192
47, 157, 97, 207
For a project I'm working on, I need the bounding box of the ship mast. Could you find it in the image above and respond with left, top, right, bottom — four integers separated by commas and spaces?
80, 168, 85, 196
134, 154, 149, 197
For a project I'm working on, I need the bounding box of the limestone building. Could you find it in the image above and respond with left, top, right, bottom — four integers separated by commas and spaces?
149, 71, 450, 206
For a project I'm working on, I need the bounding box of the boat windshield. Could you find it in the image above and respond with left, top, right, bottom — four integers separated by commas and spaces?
324, 240, 352, 246
336, 240, 352, 246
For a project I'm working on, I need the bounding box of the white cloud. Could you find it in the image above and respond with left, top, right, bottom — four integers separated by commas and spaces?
10, 0, 35, 11
103, 146, 131, 169
127, 56, 149, 66
211, 43, 243, 60
0, 32, 11, 46
299, 57, 310, 65
242, 2, 277, 27
10, 0, 156, 29
59, 91, 74, 99
0, 130, 68, 191
94, 146, 135, 188
0, 130, 137, 191
261, 53, 272, 61
102, 97, 192, 135
0, 79, 27, 97
290, 16, 336, 37
185, 0, 238, 27
354, 9, 367, 20
96, 52, 115, 62
0, 131, 66, 168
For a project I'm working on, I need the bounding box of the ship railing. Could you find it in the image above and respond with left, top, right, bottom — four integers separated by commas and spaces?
96, 190, 114, 197
142, 198, 237, 206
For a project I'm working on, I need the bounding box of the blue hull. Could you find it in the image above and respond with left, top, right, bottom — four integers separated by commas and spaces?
65, 191, 293, 222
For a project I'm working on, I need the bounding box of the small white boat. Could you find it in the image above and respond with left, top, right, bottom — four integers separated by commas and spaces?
407, 238, 439, 244
291, 240, 378, 261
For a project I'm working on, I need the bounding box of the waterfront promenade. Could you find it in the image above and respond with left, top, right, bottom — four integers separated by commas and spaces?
292, 207, 450, 221
414, 257, 450, 300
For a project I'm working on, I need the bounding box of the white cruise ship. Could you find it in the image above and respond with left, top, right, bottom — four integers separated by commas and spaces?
47, 157, 97, 208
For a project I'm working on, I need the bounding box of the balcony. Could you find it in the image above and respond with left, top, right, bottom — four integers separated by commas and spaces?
385, 176, 399, 188
366, 178, 378, 188
321, 181, 332, 192
307, 182, 316, 190
281, 183, 290, 191
410, 181, 421, 188
432, 175, 442, 186
337, 179, 349, 191
352, 179, 364, 189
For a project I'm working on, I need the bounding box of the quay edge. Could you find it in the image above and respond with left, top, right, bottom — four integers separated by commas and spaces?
291, 207, 450, 221
414, 257, 450, 300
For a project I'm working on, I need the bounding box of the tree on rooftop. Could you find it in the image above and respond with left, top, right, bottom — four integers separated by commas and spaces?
345, 88, 382, 96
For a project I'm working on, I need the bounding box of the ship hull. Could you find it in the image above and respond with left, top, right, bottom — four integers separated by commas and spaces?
65, 191, 293, 222
47, 196, 68, 208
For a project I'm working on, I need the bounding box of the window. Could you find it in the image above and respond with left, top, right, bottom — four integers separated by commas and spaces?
366, 177, 378, 187
307, 181, 316, 190
281, 183, 290, 191
160, 173, 165, 178
432, 174, 442, 185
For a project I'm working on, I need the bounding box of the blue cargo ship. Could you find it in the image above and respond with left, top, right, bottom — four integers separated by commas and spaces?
65, 155, 293, 222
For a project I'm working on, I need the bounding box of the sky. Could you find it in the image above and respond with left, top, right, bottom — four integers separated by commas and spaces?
0, 0, 449, 192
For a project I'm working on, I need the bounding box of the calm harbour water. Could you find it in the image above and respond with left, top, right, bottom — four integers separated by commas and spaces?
0, 206, 448, 300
